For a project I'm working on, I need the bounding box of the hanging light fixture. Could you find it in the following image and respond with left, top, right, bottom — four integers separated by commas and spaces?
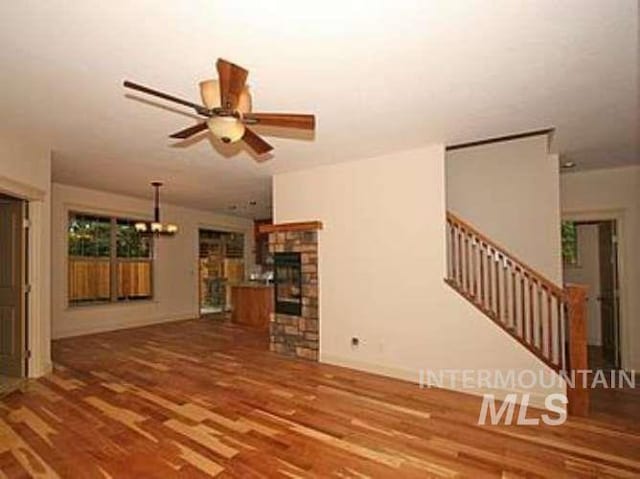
134, 182, 178, 236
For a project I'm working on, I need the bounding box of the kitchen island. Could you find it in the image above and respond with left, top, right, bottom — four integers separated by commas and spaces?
230, 283, 274, 331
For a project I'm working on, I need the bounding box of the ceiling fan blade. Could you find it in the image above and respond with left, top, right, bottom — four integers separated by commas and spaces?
216, 59, 248, 111
169, 122, 208, 139
243, 113, 315, 130
123, 80, 209, 116
242, 127, 273, 155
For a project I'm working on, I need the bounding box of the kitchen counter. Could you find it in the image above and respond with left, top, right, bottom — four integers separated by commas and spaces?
231, 283, 274, 330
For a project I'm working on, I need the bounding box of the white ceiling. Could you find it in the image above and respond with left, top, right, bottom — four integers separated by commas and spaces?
1, 1, 638, 218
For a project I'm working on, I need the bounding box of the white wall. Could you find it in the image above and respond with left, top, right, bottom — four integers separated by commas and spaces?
274, 144, 563, 407
561, 166, 640, 370
446, 136, 563, 284
563, 225, 601, 346
0, 135, 51, 377
52, 183, 254, 339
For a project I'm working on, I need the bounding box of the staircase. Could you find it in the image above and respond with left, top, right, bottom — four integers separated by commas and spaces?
445, 212, 569, 372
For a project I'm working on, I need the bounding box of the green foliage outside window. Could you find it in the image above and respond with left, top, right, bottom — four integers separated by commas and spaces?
68, 214, 111, 257
561, 221, 578, 265
68, 214, 152, 259
117, 219, 152, 258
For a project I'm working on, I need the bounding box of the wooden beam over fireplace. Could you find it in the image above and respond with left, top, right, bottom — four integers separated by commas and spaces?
258, 221, 323, 234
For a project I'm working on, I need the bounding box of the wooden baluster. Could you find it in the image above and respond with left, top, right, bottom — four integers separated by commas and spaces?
479, 243, 485, 308
454, 225, 459, 286
459, 228, 465, 291
470, 237, 476, 298
458, 228, 464, 289
495, 254, 501, 323
512, 267, 518, 334
460, 228, 465, 289
487, 249, 494, 311
504, 260, 510, 329
560, 301, 569, 370
464, 232, 470, 294
451, 224, 456, 284
454, 223, 459, 284
520, 272, 526, 342
454, 226, 462, 287
557, 297, 563, 369
546, 291, 553, 360
537, 284, 543, 350
447, 221, 454, 281
528, 277, 534, 345
565, 284, 589, 416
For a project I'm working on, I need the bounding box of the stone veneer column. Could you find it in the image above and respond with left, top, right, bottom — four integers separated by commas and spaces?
269, 230, 319, 360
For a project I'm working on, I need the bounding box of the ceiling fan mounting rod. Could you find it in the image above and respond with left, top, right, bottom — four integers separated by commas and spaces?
214, 108, 235, 117
151, 181, 162, 222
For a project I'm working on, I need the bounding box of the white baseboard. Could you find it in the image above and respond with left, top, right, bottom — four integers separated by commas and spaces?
320, 353, 565, 411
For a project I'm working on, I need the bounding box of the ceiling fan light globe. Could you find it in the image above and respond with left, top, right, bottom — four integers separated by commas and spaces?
207, 116, 245, 143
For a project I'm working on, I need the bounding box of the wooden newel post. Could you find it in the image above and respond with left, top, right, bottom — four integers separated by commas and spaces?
565, 284, 589, 416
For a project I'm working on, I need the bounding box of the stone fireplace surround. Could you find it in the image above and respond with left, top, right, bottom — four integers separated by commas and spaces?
259, 221, 322, 361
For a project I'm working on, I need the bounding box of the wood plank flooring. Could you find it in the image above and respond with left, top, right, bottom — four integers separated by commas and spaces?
0, 318, 638, 478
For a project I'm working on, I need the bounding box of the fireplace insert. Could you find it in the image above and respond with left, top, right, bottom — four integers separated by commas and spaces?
274, 252, 302, 316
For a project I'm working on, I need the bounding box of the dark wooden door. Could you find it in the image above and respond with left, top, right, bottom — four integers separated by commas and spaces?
0, 196, 26, 378
598, 221, 619, 368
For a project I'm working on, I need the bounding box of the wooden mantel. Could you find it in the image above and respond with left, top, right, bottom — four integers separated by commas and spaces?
258, 221, 323, 234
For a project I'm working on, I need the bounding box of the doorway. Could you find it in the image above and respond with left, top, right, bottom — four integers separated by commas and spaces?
562, 219, 621, 370
198, 229, 245, 317
0, 194, 28, 393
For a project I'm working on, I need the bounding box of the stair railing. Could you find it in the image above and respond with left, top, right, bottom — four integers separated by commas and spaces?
446, 212, 569, 371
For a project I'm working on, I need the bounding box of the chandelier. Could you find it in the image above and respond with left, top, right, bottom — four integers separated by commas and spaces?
134, 182, 178, 236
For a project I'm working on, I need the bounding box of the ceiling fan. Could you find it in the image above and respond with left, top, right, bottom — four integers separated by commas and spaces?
123, 59, 315, 156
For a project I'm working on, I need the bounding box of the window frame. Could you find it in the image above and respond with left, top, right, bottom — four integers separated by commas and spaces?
67, 211, 154, 307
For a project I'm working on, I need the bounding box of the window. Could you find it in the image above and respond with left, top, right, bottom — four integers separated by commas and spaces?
116, 219, 153, 301
561, 220, 579, 266
68, 213, 153, 306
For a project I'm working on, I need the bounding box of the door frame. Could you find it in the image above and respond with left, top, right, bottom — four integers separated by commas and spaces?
562, 209, 629, 370
198, 228, 227, 316
0, 195, 27, 378
196, 224, 250, 317
0, 175, 48, 378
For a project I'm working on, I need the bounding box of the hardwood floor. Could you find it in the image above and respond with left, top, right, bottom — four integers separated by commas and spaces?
0, 318, 639, 478
0, 376, 25, 398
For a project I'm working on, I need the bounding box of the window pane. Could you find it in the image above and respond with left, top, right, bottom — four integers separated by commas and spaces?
68, 214, 111, 258
117, 261, 152, 301
116, 219, 152, 301
116, 219, 152, 258
68, 258, 111, 304
68, 214, 112, 304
